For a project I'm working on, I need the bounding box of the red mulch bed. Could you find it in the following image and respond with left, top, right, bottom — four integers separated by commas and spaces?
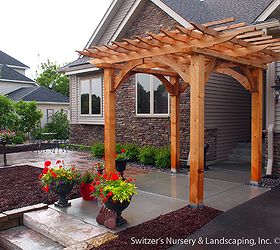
0, 165, 81, 213
97, 206, 221, 250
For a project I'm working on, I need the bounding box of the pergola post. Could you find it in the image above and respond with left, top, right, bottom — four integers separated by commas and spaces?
189, 54, 205, 207
251, 68, 263, 184
104, 68, 116, 173
170, 76, 180, 173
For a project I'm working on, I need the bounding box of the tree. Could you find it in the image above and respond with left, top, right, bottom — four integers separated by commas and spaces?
0, 95, 19, 130
35, 60, 69, 96
15, 101, 42, 133
44, 110, 69, 139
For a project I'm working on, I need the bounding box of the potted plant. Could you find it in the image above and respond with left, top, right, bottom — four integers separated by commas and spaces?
79, 169, 96, 201
39, 160, 79, 207
92, 172, 137, 228
95, 162, 105, 175
115, 148, 128, 177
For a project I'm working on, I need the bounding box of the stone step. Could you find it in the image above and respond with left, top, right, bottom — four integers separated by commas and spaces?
0, 225, 63, 250
23, 208, 107, 247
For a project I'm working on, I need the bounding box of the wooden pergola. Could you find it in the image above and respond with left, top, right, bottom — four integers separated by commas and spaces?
79, 17, 280, 207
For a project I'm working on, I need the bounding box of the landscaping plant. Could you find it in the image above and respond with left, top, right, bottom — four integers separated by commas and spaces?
116, 148, 128, 161
39, 160, 80, 193
91, 142, 105, 158
138, 145, 157, 165
123, 143, 139, 162
91, 172, 137, 203
155, 147, 171, 168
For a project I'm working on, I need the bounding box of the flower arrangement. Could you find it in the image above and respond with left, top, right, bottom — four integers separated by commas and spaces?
39, 160, 79, 193
80, 169, 96, 184
91, 172, 137, 203
0, 130, 16, 143
95, 162, 105, 170
115, 148, 128, 161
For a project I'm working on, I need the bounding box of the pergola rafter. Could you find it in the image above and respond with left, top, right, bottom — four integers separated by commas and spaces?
78, 17, 280, 207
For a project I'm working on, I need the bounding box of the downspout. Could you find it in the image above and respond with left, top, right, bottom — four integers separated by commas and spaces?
266, 62, 276, 175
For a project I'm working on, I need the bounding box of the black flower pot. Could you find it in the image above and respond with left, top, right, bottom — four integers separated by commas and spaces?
53, 183, 74, 207
105, 197, 131, 226
116, 160, 127, 179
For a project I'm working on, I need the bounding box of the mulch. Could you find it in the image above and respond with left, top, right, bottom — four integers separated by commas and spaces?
0, 165, 81, 213
97, 206, 221, 250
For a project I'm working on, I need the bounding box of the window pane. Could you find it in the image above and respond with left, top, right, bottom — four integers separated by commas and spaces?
137, 74, 150, 114
154, 77, 168, 114
91, 77, 102, 115
81, 80, 90, 114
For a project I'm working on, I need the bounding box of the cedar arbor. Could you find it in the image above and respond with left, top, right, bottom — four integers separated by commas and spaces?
79, 17, 280, 207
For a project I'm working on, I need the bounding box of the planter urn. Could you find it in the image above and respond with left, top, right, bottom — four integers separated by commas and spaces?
53, 183, 74, 207
80, 183, 95, 201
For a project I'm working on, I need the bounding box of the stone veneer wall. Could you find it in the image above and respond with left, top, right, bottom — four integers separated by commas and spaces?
70, 1, 217, 162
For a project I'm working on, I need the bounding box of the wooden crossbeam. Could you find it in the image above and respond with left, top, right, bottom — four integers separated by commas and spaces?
236, 30, 265, 39
147, 32, 177, 45
253, 38, 280, 45
202, 17, 235, 27
135, 36, 161, 47
214, 22, 246, 31
123, 38, 151, 49
244, 35, 273, 43
112, 41, 139, 51
226, 45, 268, 57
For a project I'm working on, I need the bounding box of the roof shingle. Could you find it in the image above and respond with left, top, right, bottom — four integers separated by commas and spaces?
0, 50, 29, 68
0, 65, 35, 83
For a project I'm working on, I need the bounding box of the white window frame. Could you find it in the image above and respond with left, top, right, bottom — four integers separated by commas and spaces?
135, 74, 170, 117
47, 109, 54, 123
79, 76, 103, 117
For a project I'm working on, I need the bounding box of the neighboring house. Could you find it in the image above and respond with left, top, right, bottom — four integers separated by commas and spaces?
7, 86, 70, 127
0, 50, 70, 127
62, 0, 280, 175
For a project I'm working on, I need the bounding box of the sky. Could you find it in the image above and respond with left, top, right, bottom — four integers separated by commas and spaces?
0, 0, 112, 79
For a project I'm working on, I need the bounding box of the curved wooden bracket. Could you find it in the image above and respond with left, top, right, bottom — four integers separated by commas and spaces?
205, 60, 216, 83
215, 66, 251, 91
240, 66, 257, 91
152, 55, 189, 83
152, 74, 175, 95
114, 59, 144, 90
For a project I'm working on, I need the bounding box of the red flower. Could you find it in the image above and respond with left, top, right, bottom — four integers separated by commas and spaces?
59, 165, 63, 169
81, 182, 85, 187
42, 185, 49, 193
38, 173, 43, 179
100, 188, 103, 193
42, 167, 49, 174
103, 197, 108, 203
56, 160, 61, 164
111, 173, 119, 181
89, 184, 94, 191
71, 167, 76, 171
128, 178, 133, 182
121, 148, 126, 153
107, 191, 113, 197
44, 160, 51, 167
51, 171, 57, 178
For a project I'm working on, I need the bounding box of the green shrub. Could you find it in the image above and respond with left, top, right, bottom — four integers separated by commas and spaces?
91, 142, 105, 158
138, 146, 157, 165
155, 147, 171, 168
30, 127, 45, 140
116, 143, 124, 154
44, 110, 69, 139
12, 135, 25, 144
124, 143, 140, 162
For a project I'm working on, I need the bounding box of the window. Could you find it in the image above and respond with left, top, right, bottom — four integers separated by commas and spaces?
136, 73, 169, 116
80, 76, 102, 115
47, 109, 54, 123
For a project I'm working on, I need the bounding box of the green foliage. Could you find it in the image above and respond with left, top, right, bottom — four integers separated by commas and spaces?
91, 142, 105, 158
116, 143, 123, 153
138, 146, 157, 165
0, 95, 19, 130
12, 135, 25, 145
123, 144, 140, 162
15, 101, 42, 133
79, 169, 96, 184
35, 60, 69, 96
155, 147, 171, 168
44, 110, 69, 139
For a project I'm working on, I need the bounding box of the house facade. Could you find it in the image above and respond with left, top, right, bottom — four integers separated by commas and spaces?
63, 0, 280, 174
0, 50, 70, 127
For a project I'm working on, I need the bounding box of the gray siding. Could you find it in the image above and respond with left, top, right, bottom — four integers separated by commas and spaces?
205, 73, 251, 162
69, 75, 78, 124
275, 61, 280, 131
96, 0, 135, 45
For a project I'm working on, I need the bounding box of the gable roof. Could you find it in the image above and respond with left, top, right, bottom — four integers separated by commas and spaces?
62, 0, 279, 73
0, 64, 35, 83
161, 0, 275, 24
6, 86, 69, 103
0, 50, 29, 69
